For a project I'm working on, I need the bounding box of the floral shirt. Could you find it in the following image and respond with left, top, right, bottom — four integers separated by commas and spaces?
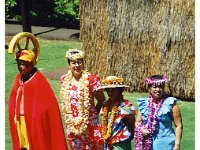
100, 99, 136, 145
60, 73, 104, 150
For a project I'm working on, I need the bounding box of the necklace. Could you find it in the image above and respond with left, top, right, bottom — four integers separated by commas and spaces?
147, 96, 165, 133
102, 99, 120, 140
134, 95, 165, 150
60, 70, 90, 136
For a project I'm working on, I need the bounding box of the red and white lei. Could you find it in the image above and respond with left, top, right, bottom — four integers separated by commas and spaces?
60, 70, 91, 136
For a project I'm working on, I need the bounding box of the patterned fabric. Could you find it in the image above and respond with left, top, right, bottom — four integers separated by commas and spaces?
100, 99, 135, 149
61, 73, 104, 150
112, 140, 132, 150
137, 97, 177, 150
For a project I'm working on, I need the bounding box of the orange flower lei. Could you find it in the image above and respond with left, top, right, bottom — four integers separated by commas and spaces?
60, 70, 90, 136
102, 99, 120, 140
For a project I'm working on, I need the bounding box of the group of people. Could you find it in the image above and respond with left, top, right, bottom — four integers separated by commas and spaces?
8, 32, 183, 150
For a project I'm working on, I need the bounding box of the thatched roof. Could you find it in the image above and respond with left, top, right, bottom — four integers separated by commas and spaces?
80, 0, 195, 100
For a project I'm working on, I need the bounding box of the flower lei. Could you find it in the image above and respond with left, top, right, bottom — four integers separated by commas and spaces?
134, 95, 165, 150
145, 76, 168, 85
60, 70, 91, 136
102, 99, 120, 141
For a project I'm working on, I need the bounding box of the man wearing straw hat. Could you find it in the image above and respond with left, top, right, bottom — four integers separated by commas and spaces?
97, 76, 136, 150
7, 32, 68, 150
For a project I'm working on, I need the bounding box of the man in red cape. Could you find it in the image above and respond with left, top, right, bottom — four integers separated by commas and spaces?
8, 36, 68, 150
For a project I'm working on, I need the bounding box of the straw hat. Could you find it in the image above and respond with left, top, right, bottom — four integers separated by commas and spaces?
97, 76, 129, 90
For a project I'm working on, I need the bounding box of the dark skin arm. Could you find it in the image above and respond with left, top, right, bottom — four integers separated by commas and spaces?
135, 111, 142, 125
121, 114, 136, 134
94, 90, 106, 113
171, 103, 183, 150
135, 111, 150, 136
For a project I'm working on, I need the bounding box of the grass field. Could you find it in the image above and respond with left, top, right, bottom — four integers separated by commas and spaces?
5, 38, 195, 149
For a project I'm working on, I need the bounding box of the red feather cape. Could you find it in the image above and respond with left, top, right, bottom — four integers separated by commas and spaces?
8, 71, 68, 150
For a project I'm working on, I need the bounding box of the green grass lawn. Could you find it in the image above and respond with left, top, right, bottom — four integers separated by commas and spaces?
5, 38, 195, 150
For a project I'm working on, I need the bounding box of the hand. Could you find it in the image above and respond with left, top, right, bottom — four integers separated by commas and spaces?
120, 117, 128, 126
141, 127, 150, 136
173, 144, 180, 150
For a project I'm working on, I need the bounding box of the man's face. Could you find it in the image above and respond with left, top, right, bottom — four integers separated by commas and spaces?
17, 60, 33, 75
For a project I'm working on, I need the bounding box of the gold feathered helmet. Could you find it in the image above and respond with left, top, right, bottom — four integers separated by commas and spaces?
8, 32, 40, 66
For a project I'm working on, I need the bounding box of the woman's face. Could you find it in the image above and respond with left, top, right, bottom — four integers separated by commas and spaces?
69, 59, 84, 77
106, 88, 122, 100
149, 84, 164, 100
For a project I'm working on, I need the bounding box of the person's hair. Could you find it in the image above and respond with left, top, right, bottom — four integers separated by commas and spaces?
67, 59, 70, 64
150, 75, 163, 80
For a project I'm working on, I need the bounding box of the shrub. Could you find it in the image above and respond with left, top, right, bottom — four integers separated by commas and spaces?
5, 0, 80, 28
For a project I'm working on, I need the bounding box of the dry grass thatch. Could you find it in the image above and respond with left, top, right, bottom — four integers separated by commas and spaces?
80, 0, 195, 101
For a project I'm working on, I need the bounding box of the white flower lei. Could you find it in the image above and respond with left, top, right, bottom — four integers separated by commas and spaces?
60, 70, 91, 136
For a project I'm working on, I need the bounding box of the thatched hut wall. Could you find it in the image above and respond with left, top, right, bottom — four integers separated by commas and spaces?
79, 0, 195, 100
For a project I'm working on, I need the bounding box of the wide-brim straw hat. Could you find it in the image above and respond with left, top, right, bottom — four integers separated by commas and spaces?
97, 76, 129, 90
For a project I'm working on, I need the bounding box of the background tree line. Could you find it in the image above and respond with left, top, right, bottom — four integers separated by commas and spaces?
5, 0, 80, 29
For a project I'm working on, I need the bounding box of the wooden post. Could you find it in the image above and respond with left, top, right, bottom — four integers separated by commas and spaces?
20, 0, 32, 32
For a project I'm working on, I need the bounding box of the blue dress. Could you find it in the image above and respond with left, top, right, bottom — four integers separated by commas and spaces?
137, 97, 176, 150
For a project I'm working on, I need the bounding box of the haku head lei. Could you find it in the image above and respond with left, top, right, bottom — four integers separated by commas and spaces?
66, 48, 85, 61
145, 75, 168, 86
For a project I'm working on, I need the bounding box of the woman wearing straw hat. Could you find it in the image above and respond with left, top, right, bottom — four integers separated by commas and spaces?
134, 75, 183, 150
8, 32, 68, 150
98, 76, 136, 150
60, 48, 106, 150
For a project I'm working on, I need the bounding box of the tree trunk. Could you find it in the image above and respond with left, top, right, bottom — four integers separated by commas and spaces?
20, 0, 32, 32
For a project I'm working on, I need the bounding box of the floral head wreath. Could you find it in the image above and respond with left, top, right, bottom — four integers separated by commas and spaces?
97, 76, 129, 90
66, 48, 85, 61
145, 75, 168, 86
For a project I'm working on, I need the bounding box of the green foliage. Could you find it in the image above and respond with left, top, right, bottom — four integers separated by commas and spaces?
5, 0, 18, 19
5, 0, 80, 28
54, 0, 80, 21
5, 0, 17, 13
